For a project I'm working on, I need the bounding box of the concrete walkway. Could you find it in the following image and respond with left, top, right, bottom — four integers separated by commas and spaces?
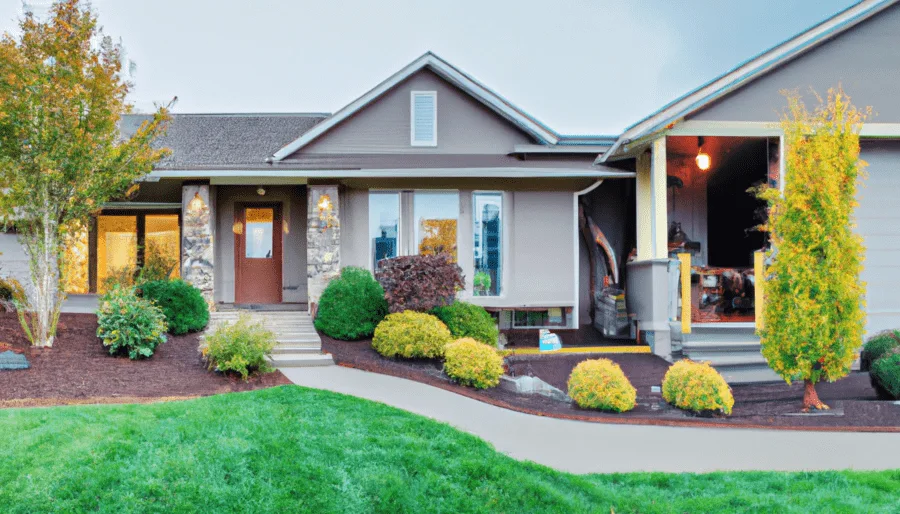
280, 366, 900, 474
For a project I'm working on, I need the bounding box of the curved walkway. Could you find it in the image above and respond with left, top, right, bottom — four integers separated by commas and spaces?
280, 366, 900, 474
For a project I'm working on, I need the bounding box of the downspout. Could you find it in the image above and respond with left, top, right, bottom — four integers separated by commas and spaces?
574, 180, 604, 328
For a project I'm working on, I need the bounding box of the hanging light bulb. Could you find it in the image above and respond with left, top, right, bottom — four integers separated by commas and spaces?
695, 136, 711, 171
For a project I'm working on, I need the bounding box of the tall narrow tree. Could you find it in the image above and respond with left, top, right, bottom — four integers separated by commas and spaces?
0, 0, 170, 347
759, 88, 868, 411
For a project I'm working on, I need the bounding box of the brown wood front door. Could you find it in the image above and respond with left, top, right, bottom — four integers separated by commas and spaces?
235, 203, 283, 304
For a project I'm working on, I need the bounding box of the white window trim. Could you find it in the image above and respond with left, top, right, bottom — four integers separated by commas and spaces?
410, 91, 438, 147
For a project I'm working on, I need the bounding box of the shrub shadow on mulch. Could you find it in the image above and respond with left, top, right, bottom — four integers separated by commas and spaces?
321, 335, 900, 432
0, 313, 290, 408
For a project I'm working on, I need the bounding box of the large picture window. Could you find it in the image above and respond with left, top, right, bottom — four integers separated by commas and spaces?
369, 192, 400, 269
473, 192, 502, 296
414, 191, 459, 261
64, 211, 181, 294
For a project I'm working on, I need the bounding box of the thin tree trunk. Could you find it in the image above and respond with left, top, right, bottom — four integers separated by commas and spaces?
19, 209, 63, 347
802, 379, 829, 412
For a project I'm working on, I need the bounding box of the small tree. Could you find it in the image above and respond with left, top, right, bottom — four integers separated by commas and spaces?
758, 88, 868, 411
0, 1, 170, 346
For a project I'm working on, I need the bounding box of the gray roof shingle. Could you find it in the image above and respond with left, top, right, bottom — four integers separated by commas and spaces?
121, 113, 328, 169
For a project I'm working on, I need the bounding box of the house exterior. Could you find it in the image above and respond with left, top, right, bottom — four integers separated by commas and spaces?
0, 52, 634, 334
600, 0, 900, 380
2, 0, 899, 381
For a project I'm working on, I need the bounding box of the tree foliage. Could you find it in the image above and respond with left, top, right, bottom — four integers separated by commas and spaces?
758, 88, 868, 409
0, 1, 170, 346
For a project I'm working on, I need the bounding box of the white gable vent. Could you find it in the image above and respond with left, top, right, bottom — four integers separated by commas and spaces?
410, 91, 437, 146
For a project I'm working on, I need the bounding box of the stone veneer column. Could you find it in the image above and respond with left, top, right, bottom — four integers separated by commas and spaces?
307, 185, 340, 314
182, 184, 215, 305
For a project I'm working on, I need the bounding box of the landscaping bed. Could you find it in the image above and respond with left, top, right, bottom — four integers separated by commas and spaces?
0, 313, 290, 407
321, 335, 900, 431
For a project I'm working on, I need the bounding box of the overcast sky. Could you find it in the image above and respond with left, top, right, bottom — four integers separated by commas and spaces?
2, 0, 854, 134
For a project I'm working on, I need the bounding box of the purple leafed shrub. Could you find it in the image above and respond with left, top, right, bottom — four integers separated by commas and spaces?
375, 254, 465, 313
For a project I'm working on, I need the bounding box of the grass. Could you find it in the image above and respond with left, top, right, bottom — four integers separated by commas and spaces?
0, 386, 897, 513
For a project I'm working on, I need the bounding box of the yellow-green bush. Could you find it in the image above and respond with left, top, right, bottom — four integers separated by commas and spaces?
372, 311, 452, 359
443, 337, 505, 389
566, 358, 636, 413
662, 360, 734, 415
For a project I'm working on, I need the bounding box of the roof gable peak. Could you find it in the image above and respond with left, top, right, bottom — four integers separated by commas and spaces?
271, 51, 560, 161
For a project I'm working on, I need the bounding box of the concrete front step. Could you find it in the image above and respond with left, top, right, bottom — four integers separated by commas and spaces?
206, 309, 329, 367
717, 366, 782, 384
687, 354, 769, 368
271, 345, 322, 355
682, 340, 762, 352
269, 352, 334, 367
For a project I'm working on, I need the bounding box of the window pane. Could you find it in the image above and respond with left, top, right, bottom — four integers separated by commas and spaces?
246, 208, 274, 259
474, 192, 502, 296
415, 191, 458, 261
370, 192, 400, 269
145, 215, 180, 279
97, 215, 137, 293
63, 221, 89, 294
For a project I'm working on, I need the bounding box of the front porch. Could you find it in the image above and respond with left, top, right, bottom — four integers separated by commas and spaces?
63, 181, 342, 316
625, 133, 781, 374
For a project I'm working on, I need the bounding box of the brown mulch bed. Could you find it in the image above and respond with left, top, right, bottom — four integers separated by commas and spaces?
321, 335, 900, 432
0, 313, 290, 408
502, 325, 641, 348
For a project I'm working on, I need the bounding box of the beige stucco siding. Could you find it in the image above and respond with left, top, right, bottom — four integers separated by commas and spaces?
690, 5, 900, 123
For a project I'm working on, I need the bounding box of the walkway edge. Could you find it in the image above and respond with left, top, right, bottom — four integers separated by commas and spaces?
279, 365, 900, 474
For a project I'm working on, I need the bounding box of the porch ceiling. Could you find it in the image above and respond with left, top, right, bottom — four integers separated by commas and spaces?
666, 136, 760, 175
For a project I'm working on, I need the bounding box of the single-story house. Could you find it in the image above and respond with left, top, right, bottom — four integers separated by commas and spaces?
2, 0, 899, 381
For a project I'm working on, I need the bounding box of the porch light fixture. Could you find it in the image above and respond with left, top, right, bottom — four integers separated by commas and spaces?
256, 187, 266, 196
317, 193, 336, 231
283, 219, 290, 235
187, 192, 206, 214
695, 136, 711, 171
317, 194, 332, 212
232, 221, 243, 235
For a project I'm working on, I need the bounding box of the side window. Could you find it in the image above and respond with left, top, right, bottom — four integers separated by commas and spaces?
473, 192, 502, 296
369, 192, 400, 269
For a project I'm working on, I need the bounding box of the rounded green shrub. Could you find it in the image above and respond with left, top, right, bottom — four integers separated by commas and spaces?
870, 352, 900, 400
97, 285, 168, 359
662, 360, 734, 415
139, 279, 209, 335
431, 302, 499, 347
315, 267, 388, 340
201, 314, 276, 380
443, 337, 505, 389
567, 358, 637, 413
860, 331, 900, 372
372, 311, 452, 359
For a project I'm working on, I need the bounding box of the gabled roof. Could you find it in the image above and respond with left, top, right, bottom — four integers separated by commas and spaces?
272, 52, 567, 161
596, 0, 899, 163
122, 113, 328, 169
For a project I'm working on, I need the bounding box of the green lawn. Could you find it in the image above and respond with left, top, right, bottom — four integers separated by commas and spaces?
0, 386, 897, 513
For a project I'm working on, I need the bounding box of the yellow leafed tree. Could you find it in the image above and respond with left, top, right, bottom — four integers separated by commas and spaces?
758, 87, 869, 411
419, 219, 457, 261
